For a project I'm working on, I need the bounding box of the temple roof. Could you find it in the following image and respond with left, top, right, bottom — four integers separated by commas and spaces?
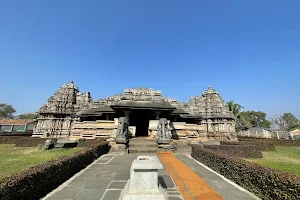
171, 108, 188, 115
38, 82, 235, 120
112, 100, 175, 110
76, 105, 115, 116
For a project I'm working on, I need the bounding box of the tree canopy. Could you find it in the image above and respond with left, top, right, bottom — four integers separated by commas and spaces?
17, 112, 38, 120
227, 100, 244, 117
271, 113, 300, 131
227, 101, 271, 129
0, 103, 16, 119
239, 111, 271, 129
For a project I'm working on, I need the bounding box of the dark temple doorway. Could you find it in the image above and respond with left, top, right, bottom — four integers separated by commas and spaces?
129, 111, 149, 137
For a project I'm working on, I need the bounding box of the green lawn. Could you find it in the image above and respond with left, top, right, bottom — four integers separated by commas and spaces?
247, 146, 300, 177
0, 144, 84, 181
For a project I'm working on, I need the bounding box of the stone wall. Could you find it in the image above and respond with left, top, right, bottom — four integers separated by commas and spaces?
33, 116, 73, 138
70, 120, 116, 139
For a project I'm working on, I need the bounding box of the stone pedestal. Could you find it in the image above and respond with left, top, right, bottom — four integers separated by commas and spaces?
120, 156, 165, 200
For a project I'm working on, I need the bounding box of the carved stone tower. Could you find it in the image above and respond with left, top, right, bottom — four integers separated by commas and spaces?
33, 80, 92, 138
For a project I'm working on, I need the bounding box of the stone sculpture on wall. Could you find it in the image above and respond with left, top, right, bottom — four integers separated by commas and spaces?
157, 118, 172, 144
115, 117, 129, 144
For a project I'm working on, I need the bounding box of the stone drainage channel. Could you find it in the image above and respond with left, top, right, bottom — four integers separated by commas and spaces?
43, 152, 260, 200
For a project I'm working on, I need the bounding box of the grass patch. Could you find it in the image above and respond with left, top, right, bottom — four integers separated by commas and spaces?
248, 146, 300, 177
0, 144, 84, 180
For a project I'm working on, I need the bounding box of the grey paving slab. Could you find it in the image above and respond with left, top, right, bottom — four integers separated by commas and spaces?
176, 154, 259, 200
101, 190, 122, 200
95, 171, 116, 179
113, 173, 130, 181
74, 189, 106, 200
167, 196, 184, 200
77, 168, 103, 177
89, 164, 120, 170
84, 178, 112, 189
108, 181, 127, 189
96, 159, 110, 164
46, 186, 83, 200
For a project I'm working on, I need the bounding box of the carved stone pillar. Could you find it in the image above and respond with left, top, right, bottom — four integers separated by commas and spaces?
157, 118, 173, 144
115, 117, 129, 144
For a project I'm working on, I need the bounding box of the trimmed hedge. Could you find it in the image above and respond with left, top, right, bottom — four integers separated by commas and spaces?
221, 140, 276, 151
204, 144, 262, 158
238, 136, 300, 148
0, 136, 47, 147
0, 131, 32, 136
192, 145, 300, 200
0, 142, 110, 200
77, 138, 106, 147
272, 139, 300, 146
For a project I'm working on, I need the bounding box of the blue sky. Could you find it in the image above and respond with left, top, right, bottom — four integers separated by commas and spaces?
0, 0, 299, 118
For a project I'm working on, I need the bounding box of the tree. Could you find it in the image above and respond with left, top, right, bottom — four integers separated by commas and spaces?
227, 100, 244, 117
239, 111, 271, 129
0, 103, 16, 119
271, 113, 299, 131
227, 101, 246, 126
17, 112, 38, 120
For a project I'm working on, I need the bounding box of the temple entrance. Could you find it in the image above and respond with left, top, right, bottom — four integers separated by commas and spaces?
129, 111, 149, 137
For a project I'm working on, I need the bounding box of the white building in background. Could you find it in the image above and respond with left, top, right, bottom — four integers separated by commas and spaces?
289, 129, 300, 140
237, 126, 272, 138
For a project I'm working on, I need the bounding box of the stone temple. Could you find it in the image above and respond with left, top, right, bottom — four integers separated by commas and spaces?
33, 80, 236, 143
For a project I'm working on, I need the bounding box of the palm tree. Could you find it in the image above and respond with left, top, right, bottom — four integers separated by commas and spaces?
227, 101, 244, 117
227, 101, 245, 126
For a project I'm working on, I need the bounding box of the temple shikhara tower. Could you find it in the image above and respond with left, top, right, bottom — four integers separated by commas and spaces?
33, 80, 236, 142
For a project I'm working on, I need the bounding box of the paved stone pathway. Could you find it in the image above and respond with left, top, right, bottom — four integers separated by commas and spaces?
43, 153, 183, 200
176, 154, 260, 200
43, 152, 260, 200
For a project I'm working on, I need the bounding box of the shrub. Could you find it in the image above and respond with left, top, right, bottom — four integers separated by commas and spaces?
192, 145, 300, 200
77, 138, 106, 147
0, 142, 110, 200
272, 139, 300, 146
237, 136, 300, 148
221, 140, 276, 151
0, 136, 47, 147
204, 144, 262, 158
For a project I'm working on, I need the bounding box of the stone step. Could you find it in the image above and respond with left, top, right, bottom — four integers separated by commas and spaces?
128, 147, 157, 153
129, 139, 157, 143
129, 142, 157, 147
129, 138, 156, 142
129, 138, 157, 147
